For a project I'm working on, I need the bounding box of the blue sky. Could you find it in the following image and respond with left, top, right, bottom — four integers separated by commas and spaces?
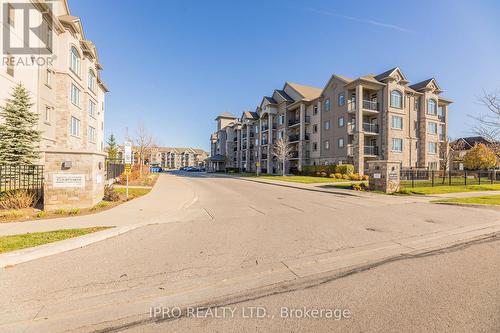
70, 0, 500, 151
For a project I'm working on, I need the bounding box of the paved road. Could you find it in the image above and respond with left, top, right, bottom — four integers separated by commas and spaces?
1, 172, 499, 332
130, 236, 500, 333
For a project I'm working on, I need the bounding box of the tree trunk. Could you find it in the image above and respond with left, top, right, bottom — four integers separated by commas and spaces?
282, 160, 285, 176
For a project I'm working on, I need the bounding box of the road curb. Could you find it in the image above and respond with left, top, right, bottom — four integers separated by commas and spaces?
433, 202, 500, 210
0, 224, 146, 268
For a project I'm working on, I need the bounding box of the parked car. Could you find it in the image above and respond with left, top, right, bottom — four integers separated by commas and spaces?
186, 167, 201, 172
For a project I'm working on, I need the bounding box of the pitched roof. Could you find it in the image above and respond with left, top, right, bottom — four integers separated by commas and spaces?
216, 112, 237, 119
452, 136, 493, 150
409, 78, 439, 91
242, 111, 259, 120
263, 96, 277, 104
274, 89, 294, 102
374, 67, 399, 81
287, 82, 322, 100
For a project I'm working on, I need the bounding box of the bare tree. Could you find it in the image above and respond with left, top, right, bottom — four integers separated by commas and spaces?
471, 89, 500, 153
272, 138, 293, 176
132, 125, 156, 177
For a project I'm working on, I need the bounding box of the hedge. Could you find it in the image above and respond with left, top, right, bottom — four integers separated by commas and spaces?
335, 164, 354, 175
301, 164, 354, 176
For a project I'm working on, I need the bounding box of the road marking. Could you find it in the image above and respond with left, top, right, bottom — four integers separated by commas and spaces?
249, 206, 266, 215
280, 203, 304, 212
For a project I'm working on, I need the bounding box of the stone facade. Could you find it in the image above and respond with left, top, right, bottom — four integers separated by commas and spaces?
367, 160, 401, 194
43, 150, 106, 210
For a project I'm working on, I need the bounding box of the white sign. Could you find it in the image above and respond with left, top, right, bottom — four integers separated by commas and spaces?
124, 141, 133, 164
373, 173, 381, 179
52, 174, 85, 188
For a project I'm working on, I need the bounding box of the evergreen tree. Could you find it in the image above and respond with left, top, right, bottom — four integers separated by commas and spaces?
0, 84, 41, 165
106, 133, 118, 159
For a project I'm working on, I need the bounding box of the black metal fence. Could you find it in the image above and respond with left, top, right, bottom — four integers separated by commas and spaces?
106, 159, 125, 180
0, 165, 44, 202
400, 169, 500, 188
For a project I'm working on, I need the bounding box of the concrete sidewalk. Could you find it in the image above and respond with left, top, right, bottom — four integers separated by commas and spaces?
0, 174, 197, 237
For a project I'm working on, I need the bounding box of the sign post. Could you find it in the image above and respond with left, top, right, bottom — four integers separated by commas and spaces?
124, 141, 133, 199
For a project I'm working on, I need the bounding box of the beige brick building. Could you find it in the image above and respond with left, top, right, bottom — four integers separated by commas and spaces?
210, 67, 452, 175
149, 147, 208, 169
0, 0, 108, 209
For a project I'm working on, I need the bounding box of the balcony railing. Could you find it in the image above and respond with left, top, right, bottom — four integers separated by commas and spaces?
261, 125, 268, 131
290, 151, 299, 158
262, 154, 268, 160
261, 140, 268, 145
363, 100, 379, 111
233, 147, 237, 152
363, 123, 379, 133
347, 122, 356, 133
288, 119, 300, 126
347, 145, 354, 156
439, 133, 445, 141
233, 137, 237, 142
348, 100, 380, 112
364, 146, 379, 155
289, 134, 300, 142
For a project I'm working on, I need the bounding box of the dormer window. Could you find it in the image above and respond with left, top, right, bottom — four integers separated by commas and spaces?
390, 90, 403, 108
70, 46, 81, 76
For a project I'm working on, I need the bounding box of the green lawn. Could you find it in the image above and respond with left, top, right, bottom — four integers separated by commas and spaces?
114, 187, 151, 197
256, 175, 357, 184
0, 227, 111, 254
401, 183, 500, 195
433, 195, 500, 206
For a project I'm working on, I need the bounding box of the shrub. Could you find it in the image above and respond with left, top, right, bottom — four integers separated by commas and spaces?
36, 211, 46, 218
348, 174, 359, 181
0, 210, 23, 219
334, 173, 342, 179
335, 164, 354, 175
68, 208, 80, 215
342, 174, 350, 180
90, 201, 110, 211
363, 175, 369, 181
352, 183, 369, 191
329, 173, 336, 178
103, 185, 120, 202
0, 190, 36, 210
320, 172, 327, 177
54, 209, 66, 215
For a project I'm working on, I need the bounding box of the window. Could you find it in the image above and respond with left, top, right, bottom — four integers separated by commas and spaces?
45, 68, 52, 87
88, 70, 96, 92
70, 84, 81, 107
414, 120, 418, 131
324, 99, 331, 111
338, 93, 345, 106
428, 162, 438, 170
390, 90, 403, 108
7, 4, 15, 27
324, 140, 330, 150
414, 98, 419, 111
313, 124, 318, 133
391, 116, 403, 129
278, 131, 283, 139
437, 106, 444, 119
338, 116, 345, 127
88, 126, 96, 143
44, 107, 51, 124
70, 46, 81, 76
313, 105, 318, 115
89, 100, 96, 118
427, 122, 437, 134
324, 120, 331, 130
392, 138, 403, 152
313, 142, 318, 151
279, 115, 285, 125
338, 138, 345, 148
428, 142, 437, 154
70, 116, 81, 137
427, 99, 437, 115
6, 53, 14, 76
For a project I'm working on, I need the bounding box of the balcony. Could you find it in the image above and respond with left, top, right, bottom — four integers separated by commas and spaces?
362, 123, 379, 134
290, 151, 299, 159
233, 137, 237, 142
233, 147, 238, 152
261, 154, 268, 160
288, 118, 300, 127
439, 133, 445, 141
347, 145, 354, 156
347, 123, 356, 134
261, 140, 268, 146
242, 134, 247, 139
364, 146, 379, 156
348, 100, 380, 114
289, 134, 300, 142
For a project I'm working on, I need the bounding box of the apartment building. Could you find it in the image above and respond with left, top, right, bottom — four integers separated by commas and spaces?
150, 147, 208, 169
210, 67, 452, 175
0, 0, 108, 209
